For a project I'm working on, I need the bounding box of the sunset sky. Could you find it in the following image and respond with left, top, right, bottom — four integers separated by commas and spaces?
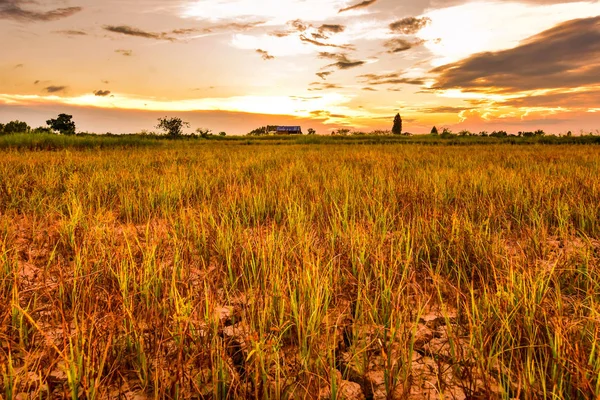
1, 0, 599, 134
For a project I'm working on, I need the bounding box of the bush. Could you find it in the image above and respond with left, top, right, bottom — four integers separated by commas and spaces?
32, 126, 53, 134
247, 126, 268, 136
441, 128, 456, 138
490, 130, 508, 137
370, 130, 392, 135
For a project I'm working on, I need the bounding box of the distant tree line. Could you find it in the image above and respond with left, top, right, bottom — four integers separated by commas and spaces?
428, 126, 554, 138
1, 113, 596, 139
0, 114, 77, 135
0, 115, 227, 139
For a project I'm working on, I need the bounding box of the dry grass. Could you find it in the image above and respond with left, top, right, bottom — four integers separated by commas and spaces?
1, 144, 599, 399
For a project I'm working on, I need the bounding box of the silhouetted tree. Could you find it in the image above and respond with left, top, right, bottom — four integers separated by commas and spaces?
219, 131, 227, 136
156, 117, 189, 137
3, 120, 31, 134
392, 113, 402, 135
307, 128, 316, 135
430, 126, 438, 135
47, 114, 76, 135
196, 128, 212, 138
0, 123, 4, 134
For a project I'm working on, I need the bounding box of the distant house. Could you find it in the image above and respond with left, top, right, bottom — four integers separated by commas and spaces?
276, 126, 302, 135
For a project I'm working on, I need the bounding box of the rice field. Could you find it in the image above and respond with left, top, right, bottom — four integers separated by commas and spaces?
1, 143, 599, 399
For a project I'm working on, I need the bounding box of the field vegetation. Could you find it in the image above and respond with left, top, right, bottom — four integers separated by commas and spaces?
0, 143, 599, 399
1, 131, 600, 151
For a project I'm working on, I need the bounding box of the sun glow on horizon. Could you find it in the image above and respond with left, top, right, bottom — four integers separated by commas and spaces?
0, 92, 367, 123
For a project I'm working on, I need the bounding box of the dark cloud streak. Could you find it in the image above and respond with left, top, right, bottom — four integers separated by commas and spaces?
319, 52, 366, 70
104, 25, 175, 41
55, 30, 87, 36
384, 38, 424, 53
201, 21, 265, 34
104, 21, 265, 42
431, 17, 600, 93
256, 49, 274, 60
316, 71, 333, 80
94, 90, 111, 97
319, 24, 345, 34
0, 0, 81, 22
420, 106, 473, 113
300, 35, 353, 49
359, 72, 425, 85
115, 49, 133, 56
389, 17, 431, 35
308, 82, 343, 91
310, 110, 348, 119
339, 0, 378, 13
45, 86, 67, 93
